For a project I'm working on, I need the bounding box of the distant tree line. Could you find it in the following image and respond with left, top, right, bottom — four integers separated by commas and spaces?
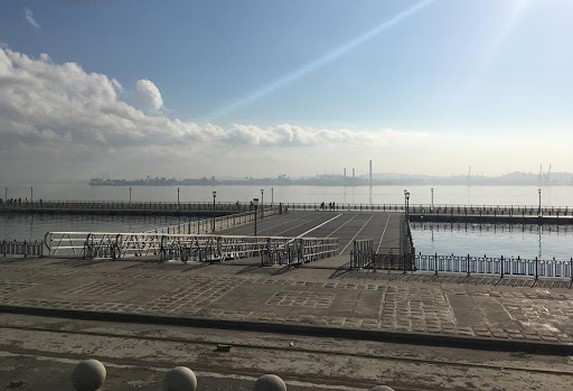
89, 171, 573, 187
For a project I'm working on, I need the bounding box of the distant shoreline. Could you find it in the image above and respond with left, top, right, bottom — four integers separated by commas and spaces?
89, 171, 573, 187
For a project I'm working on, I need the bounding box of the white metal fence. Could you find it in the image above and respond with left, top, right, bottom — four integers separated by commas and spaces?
415, 253, 573, 280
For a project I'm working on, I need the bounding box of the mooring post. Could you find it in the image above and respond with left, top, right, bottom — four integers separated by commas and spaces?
500, 255, 504, 278
434, 252, 438, 276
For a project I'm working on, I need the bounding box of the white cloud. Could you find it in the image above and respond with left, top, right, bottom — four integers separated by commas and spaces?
0, 47, 387, 151
136, 79, 163, 113
24, 7, 41, 30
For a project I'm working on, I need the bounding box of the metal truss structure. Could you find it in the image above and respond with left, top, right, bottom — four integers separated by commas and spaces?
44, 231, 339, 266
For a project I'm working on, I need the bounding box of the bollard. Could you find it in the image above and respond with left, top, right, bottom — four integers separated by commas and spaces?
163, 366, 197, 391
253, 374, 287, 391
71, 359, 106, 391
370, 386, 395, 391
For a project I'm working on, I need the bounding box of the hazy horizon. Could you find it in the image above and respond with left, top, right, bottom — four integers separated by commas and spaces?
1, 0, 572, 183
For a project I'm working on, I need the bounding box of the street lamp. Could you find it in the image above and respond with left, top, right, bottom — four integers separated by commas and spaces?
212, 190, 217, 231
260, 188, 264, 219
404, 190, 410, 218
271, 187, 274, 207
538, 188, 542, 217
177, 187, 180, 206
252, 198, 259, 236
129, 186, 132, 203
4, 187, 7, 202
431, 187, 434, 211
30, 186, 34, 203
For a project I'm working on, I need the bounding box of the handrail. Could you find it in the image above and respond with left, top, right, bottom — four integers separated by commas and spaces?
1, 200, 572, 215
1, 240, 43, 257
415, 253, 573, 280
44, 231, 338, 265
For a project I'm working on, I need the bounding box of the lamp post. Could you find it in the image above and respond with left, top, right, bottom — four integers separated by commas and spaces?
177, 187, 180, 206
271, 187, 274, 207
538, 188, 542, 217
4, 187, 7, 202
129, 186, 132, 203
253, 198, 259, 236
405, 191, 410, 218
260, 188, 264, 219
431, 187, 434, 211
30, 186, 34, 203
212, 190, 217, 231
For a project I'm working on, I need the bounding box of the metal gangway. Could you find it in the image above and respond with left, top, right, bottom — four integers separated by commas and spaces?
44, 231, 338, 266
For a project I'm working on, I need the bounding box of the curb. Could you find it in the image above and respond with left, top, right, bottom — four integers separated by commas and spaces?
1, 304, 572, 356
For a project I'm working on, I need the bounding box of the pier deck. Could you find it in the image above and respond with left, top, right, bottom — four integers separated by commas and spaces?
218, 211, 404, 261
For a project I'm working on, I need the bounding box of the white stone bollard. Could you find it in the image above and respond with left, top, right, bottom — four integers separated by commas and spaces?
370, 386, 395, 391
253, 374, 287, 391
163, 366, 198, 391
71, 359, 106, 391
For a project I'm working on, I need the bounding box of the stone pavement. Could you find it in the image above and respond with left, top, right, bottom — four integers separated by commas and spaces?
0, 256, 572, 350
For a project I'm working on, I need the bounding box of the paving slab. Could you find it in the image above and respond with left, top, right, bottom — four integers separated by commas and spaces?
0, 256, 572, 354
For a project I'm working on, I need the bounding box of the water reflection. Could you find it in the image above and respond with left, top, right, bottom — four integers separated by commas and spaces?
369, 186, 373, 205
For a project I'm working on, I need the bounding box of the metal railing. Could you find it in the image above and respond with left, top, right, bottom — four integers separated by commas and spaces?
163, 235, 339, 265
350, 214, 415, 271
1, 240, 44, 257
44, 231, 338, 265
43, 208, 282, 259
147, 207, 280, 235
350, 239, 374, 269
2, 200, 572, 217
415, 253, 573, 280
284, 203, 573, 217
0, 200, 283, 215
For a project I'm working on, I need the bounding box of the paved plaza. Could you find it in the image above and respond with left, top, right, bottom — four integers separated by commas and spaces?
0, 254, 572, 352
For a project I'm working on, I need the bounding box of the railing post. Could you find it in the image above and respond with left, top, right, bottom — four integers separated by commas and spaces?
467, 253, 470, 277
434, 252, 438, 276
500, 255, 504, 278
535, 256, 538, 280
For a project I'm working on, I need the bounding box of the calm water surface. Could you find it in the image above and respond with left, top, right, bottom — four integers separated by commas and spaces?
0, 214, 195, 242
411, 222, 573, 260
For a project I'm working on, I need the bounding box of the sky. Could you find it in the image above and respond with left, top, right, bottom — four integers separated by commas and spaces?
0, 0, 572, 183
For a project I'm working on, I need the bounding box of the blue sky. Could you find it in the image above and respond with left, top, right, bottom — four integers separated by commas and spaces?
0, 0, 572, 181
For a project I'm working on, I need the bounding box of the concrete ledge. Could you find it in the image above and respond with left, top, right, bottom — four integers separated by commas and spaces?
1, 304, 572, 357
